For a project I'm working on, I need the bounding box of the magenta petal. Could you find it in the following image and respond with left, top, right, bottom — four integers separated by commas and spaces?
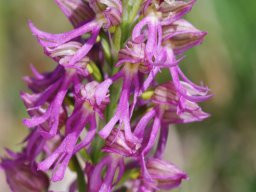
29, 64, 44, 79
95, 80, 112, 105
132, 17, 151, 43
99, 115, 119, 139
140, 115, 161, 155
23, 108, 52, 128
88, 155, 124, 192
38, 133, 78, 181
141, 67, 159, 92
95, 72, 121, 106
154, 124, 169, 159
74, 115, 97, 153
38, 152, 59, 171
102, 128, 139, 157
29, 20, 99, 46
145, 19, 160, 62
133, 109, 156, 139
51, 155, 71, 182
143, 158, 188, 190
68, 27, 100, 66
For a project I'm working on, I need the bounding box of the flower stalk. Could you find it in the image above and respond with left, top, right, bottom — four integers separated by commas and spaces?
70, 155, 87, 192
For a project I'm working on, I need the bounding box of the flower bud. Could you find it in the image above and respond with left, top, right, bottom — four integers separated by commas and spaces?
152, 82, 178, 104
103, 128, 140, 156
163, 19, 207, 54
89, 0, 122, 29
55, 0, 95, 28
152, 82, 209, 123
144, 158, 188, 190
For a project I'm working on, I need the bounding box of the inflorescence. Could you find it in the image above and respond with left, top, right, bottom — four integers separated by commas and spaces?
1, 0, 211, 191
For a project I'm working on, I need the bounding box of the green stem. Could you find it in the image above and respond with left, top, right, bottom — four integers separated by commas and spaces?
106, 80, 122, 121
71, 155, 87, 192
105, 0, 144, 121
120, 0, 144, 45
90, 135, 105, 164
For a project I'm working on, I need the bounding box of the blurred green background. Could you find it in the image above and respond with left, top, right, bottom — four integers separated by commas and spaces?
0, 1, 255, 191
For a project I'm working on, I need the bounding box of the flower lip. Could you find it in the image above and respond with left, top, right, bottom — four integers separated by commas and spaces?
79, 81, 110, 114
116, 41, 155, 74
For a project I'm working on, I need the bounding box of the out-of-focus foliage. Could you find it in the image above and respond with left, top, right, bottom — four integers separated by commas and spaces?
177, 1, 256, 192
0, 0, 255, 191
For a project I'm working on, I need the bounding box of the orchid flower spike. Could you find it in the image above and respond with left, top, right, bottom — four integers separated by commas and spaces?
3, 0, 211, 191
